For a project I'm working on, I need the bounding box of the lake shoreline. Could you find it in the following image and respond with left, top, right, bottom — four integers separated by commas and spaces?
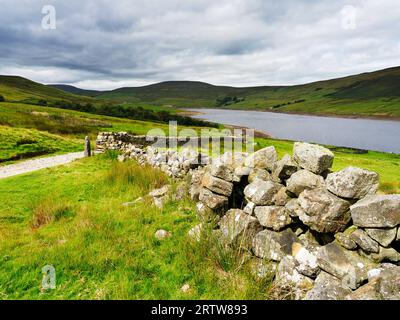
184, 108, 400, 154
181, 107, 400, 123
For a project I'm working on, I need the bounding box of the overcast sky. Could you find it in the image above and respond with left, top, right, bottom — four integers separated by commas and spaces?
1, 0, 400, 90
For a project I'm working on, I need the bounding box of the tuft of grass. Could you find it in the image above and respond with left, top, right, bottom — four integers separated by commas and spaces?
31, 199, 74, 229
105, 161, 168, 194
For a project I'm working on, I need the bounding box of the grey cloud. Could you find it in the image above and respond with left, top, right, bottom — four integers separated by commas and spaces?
0, 0, 399, 89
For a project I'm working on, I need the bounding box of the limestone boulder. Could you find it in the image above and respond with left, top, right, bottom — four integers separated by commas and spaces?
243, 201, 256, 215
365, 228, 397, 250
248, 168, 271, 183
201, 172, 233, 196
297, 188, 351, 233
209, 161, 233, 182
199, 188, 228, 211
218, 151, 248, 169
252, 229, 300, 261
317, 242, 376, 289
218, 209, 262, 247
334, 232, 358, 250
274, 255, 314, 300
350, 195, 400, 228
378, 265, 400, 300
273, 187, 291, 206
244, 146, 278, 171
350, 229, 380, 253
286, 170, 325, 196
360, 246, 400, 263
244, 180, 283, 206
345, 280, 381, 300
326, 167, 379, 199
292, 242, 320, 278
305, 271, 352, 300
272, 154, 299, 181
293, 142, 334, 175
285, 198, 302, 218
254, 206, 292, 231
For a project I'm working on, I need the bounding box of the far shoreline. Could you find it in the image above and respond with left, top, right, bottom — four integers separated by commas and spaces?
180, 107, 400, 123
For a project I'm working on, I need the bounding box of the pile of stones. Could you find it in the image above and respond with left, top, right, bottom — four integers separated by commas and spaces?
96, 132, 208, 178
96, 132, 400, 299
189, 142, 400, 300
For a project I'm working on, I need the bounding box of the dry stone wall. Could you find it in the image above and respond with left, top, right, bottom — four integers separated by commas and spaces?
96, 132, 400, 300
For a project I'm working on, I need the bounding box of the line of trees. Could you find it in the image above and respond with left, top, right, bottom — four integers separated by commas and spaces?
49, 100, 218, 128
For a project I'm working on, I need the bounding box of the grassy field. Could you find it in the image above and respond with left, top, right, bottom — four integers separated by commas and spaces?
0, 135, 399, 299
0, 101, 221, 164
0, 126, 82, 163
0, 154, 272, 299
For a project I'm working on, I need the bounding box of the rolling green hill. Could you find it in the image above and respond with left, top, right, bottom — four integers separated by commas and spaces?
87, 66, 400, 118
48, 84, 102, 97
0, 76, 95, 104
2, 66, 400, 118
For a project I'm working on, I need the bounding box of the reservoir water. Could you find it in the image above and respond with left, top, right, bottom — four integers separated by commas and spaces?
187, 108, 400, 154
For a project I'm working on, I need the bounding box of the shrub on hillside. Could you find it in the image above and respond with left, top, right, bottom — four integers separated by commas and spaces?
0, 95, 5, 102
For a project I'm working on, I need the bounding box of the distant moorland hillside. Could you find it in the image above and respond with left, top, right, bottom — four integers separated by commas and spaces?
48, 66, 400, 118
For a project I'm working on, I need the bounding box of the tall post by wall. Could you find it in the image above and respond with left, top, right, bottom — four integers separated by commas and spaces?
84, 136, 91, 157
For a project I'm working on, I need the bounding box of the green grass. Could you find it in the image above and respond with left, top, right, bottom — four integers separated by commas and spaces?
0, 154, 272, 299
0, 101, 221, 164
0, 125, 82, 163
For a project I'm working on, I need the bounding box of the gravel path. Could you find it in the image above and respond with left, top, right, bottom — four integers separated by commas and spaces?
0, 152, 85, 179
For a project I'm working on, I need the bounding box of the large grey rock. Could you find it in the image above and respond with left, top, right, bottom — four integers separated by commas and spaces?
243, 201, 256, 215
305, 271, 352, 300
272, 154, 298, 181
365, 227, 397, 247
218, 209, 262, 247
202, 172, 233, 196
254, 206, 292, 231
273, 187, 291, 206
250, 259, 277, 279
350, 229, 380, 253
248, 168, 271, 183
286, 170, 325, 196
292, 242, 320, 278
233, 166, 252, 182
252, 229, 300, 261
293, 142, 334, 175
360, 246, 400, 263
317, 242, 376, 289
285, 198, 302, 218
149, 185, 171, 197
350, 195, 400, 228
210, 161, 233, 182
326, 167, 379, 199
244, 180, 283, 206
334, 232, 358, 250
345, 280, 381, 300
199, 188, 228, 211
274, 255, 314, 300
218, 151, 248, 169
297, 188, 351, 233
155, 229, 171, 240
378, 265, 400, 300
244, 146, 278, 171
